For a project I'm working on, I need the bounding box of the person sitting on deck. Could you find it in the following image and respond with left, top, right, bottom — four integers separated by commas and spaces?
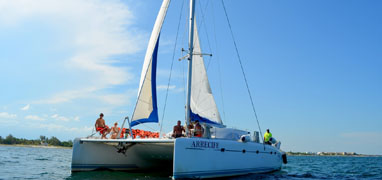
95, 113, 110, 139
194, 120, 204, 138
172, 120, 185, 138
263, 129, 273, 145
110, 122, 120, 139
186, 122, 194, 137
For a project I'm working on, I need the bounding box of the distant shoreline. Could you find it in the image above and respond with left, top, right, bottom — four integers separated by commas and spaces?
0, 134, 73, 148
1, 144, 380, 156
0, 144, 71, 149
1, 144, 381, 157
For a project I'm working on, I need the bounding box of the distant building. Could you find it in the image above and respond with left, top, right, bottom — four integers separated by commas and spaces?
40, 141, 48, 146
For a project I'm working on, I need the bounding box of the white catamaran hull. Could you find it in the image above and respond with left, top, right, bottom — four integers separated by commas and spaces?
71, 138, 174, 171
72, 137, 284, 179
173, 138, 283, 178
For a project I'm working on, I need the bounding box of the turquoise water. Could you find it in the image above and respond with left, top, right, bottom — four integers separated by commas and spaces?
1, 145, 381, 180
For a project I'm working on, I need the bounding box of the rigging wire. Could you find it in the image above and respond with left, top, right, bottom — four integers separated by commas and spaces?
211, 1, 227, 122
197, 0, 214, 70
135, 122, 157, 132
220, 0, 264, 142
159, 0, 185, 136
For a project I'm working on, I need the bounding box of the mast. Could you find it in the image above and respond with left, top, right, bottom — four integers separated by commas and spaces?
185, 0, 196, 135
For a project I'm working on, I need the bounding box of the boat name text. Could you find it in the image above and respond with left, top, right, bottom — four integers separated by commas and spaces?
191, 141, 219, 149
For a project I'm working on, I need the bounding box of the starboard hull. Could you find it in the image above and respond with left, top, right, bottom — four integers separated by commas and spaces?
173, 138, 283, 179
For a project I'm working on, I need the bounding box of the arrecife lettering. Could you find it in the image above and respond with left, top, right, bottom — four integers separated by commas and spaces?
191, 140, 219, 149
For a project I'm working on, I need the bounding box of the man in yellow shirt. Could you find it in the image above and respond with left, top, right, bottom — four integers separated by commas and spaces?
263, 129, 273, 145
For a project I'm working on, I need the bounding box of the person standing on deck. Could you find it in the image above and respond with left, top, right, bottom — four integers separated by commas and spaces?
264, 129, 273, 145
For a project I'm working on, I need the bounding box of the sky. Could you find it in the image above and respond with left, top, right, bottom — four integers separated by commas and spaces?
0, 0, 381, 155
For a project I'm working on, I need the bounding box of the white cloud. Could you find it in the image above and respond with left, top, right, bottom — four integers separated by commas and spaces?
58, 116, 70, 122
25, 115, 45, 121
157, 85, 176, 90
35, 87, 96, 104
0, 0, 145, 105
97, 93, 130, 106
0, 119, 19, 125
157, 69, 184, 79
35, 123, 93, 133
157, 85, 184, 93
35, 88, 134, 106
21, 104, 30, 111
51, 114, 79, 122
51, 114, 69, 122
0, 112, 17, 119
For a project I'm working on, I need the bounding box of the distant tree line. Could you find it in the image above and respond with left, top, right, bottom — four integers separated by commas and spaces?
0, 134, 73, 147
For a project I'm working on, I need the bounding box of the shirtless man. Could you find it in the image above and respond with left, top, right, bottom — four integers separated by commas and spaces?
110, 122, 120, 139
172, 120, 185, 138
95, 113, 110, 139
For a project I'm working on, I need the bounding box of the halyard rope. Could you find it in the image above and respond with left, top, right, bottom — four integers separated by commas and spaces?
221, 0, 264, 146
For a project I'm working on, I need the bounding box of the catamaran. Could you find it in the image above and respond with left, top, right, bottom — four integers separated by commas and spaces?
71, 0, 287, 179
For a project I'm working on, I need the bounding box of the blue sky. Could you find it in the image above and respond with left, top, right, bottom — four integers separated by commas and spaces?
0, 0, 381, 155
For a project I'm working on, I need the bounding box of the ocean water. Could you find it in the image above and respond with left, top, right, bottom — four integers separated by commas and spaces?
0, 145, 381, 180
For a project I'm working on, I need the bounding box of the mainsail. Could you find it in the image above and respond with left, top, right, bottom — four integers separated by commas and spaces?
190, 23, 224, 127
130, 0, 170, 127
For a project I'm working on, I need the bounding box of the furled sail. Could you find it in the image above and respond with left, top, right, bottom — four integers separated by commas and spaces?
190, 23, 224, 128
131, 0, 170, 127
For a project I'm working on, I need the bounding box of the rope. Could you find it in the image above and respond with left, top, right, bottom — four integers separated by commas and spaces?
159, 0, 185, 136
197, 0, 213, 70
221, 0, 264, 143
87, 126, 108, 138
192, 0, 213, 71
87, 127, 96, 138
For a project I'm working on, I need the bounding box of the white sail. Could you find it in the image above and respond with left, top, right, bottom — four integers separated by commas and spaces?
131, 0, 170, 127
190, 22, 224, 127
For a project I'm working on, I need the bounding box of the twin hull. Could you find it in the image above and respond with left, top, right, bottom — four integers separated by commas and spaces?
72, 138, 283, 178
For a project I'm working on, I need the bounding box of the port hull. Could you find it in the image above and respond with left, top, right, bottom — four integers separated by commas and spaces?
71, 138, 283, 179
